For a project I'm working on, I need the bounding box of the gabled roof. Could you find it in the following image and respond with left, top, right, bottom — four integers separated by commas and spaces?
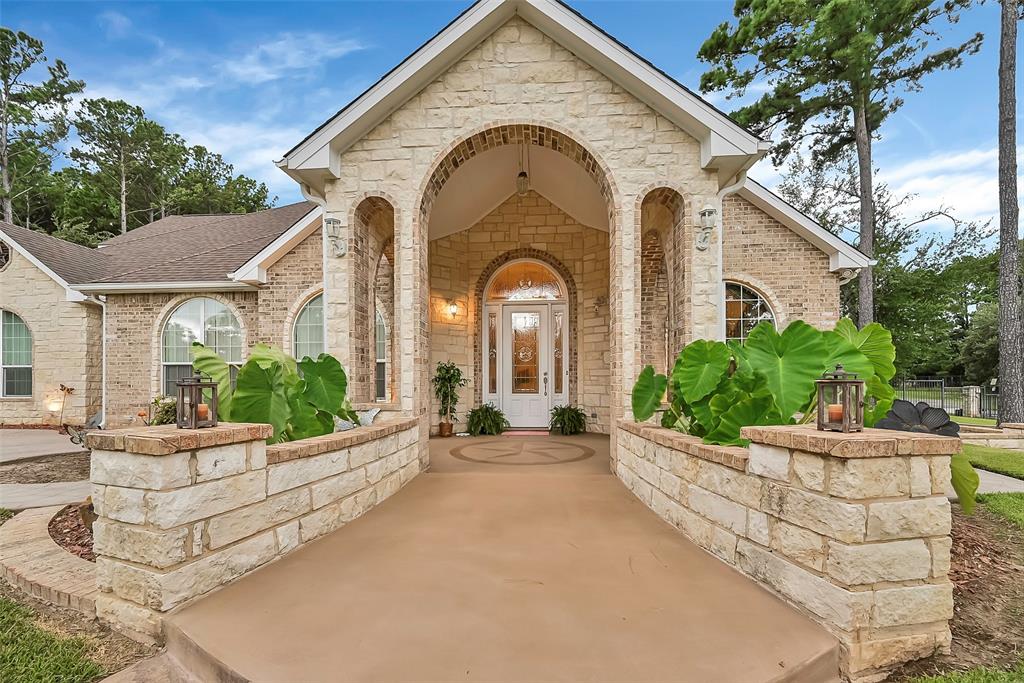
277, 0, 771, 195
736, 180, 873, 272
1, 202, 317, 295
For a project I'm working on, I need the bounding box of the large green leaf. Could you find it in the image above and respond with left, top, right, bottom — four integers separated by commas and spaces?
821, 332, 875, 383
743, 321, 827, 420
230, 361, 291, 444
285, 383, 335, 441
864, 376, 896, 427
703, 394, 774, 446
247, 343, 299, 377
832, 319, 897, 381
677, 340, 732, 403
951, 453, 980, 514
190, 343, 234, 420
632, 365, 668, 421
298, 353, 348, 415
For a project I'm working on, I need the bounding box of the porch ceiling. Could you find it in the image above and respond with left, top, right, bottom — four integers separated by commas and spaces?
428, 144, 608, 240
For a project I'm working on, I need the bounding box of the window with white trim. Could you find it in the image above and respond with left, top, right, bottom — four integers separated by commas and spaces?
161, 298, 242, 394
292, 293, 324, 361
725, 282, 776, 342
1, 310, 32, 397
375, 311, 387, 401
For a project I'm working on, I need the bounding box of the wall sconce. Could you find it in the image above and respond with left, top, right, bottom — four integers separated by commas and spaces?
447, 301, 458, 318
696, 204, 717, 251
324, 217, 347, 257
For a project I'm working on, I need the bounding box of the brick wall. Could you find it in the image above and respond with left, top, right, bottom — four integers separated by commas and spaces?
723, 195, 841, 329
257, 226, 323, 348
428, 191, 611, 433
0, 247, 101, 426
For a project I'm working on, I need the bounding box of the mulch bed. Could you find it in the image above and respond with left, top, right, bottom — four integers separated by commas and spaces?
0, 451, 91, 484
48, 504, 95, 563
894, 503, 1024, 679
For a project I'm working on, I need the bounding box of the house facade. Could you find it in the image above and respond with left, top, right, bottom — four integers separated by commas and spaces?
0, 0, 869, 436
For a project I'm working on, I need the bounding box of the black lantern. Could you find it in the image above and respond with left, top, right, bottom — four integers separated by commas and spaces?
815, 364, 864, 433
176, 372, 218, 429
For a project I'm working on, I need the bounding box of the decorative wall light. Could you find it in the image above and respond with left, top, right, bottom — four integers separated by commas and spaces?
447, 301, 458, 318
515, 144, 530, 196
696, 204, 717, 251
324, 217, 347, 257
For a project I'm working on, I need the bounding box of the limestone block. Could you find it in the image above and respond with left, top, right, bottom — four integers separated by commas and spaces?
195, 444, 248, 482
828, 457, 909, 499
929, 537, 952, 577
365, 458, 389, 484
145, 471, 266, 529
679, 507, 714, 549
687, 486, 747, 534
399, 461, 419, 485
761, 482, 867, 543
770, 521, 827, 571
736, 540, 872, 631
340, 488, 378, 524
276, 520, 300, 554
267, 449, 350, 494
711, 526, 738, 563
871, 584, 954, 628
929, 456, 951, 495
747, 510, 770, 546
848, 632, 943, 675
826, 539, 931, 585
93, 520, 188, 569
349, 442, 378, 469
910, 458, 931, 497
866, 498, 951, 541
300, 504, 341, 543
747, 443, 791, 482
695, 461, 762, 508
311, 469, 368, 509
658, 470, 684, 502
91, 449, 191, 490
206, 488, 311, 549
250, 441, 267, 470
93, 485, 146, 524
792, 452, 826, 491
95, 594, 163, 644
375, 472, 401, 502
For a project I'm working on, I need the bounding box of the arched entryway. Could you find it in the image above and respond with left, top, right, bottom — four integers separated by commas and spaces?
479, 258, 570, 428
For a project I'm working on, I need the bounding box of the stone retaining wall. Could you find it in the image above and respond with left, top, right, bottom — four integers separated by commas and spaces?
616, 422, 958, 683
960, 423, 1024, 450
86, 418, 420, 644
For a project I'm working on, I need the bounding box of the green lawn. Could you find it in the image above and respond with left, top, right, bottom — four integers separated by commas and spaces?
953, 416, 999, 427
0, 508, 13, 524
0, 597, 105, 683
978, 493, 1024, 531
962, 444, 1024, 480
909, 661, 1024, 682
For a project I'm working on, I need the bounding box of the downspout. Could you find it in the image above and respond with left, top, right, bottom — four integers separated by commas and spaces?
715, 171, 748, 340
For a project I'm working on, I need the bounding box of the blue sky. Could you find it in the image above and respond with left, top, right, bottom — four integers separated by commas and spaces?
5, 0, 1015, 236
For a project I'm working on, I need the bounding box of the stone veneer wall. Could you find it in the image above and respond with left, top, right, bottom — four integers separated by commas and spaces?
723, 195, 841, 329
87, 418, 420, 644
616, 422, 957, 683
428, 191, 610, 433
0, 247, 102, 426
103, 232, 323, 427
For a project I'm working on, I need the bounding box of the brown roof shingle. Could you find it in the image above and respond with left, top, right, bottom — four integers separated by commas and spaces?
0, 222, 110, 284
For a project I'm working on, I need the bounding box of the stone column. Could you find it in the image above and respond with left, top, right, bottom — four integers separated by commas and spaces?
690, 194, 722, 341
963, 386, 981, 418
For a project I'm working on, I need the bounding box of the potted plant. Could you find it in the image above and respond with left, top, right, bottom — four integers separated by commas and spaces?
432, 361, 467, 437
466, 403, 511, 436
549, 405, 587, 435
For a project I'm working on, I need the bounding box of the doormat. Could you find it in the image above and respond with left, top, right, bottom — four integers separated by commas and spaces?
502, 430, 551, 436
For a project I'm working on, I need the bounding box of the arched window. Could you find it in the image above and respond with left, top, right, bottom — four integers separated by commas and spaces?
161, 298, 242, 394
375, 311, 388, 401
1, 310, 32, 397
486, 261, 564, 301
293, 293, 324, 360
725, 282, 776, 342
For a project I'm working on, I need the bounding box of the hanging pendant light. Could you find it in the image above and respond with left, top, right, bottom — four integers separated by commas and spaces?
516, 143, 529, 196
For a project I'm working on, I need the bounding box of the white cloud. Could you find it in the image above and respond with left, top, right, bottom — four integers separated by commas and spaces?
97, 10, 132, 39
221, 33, 366, 85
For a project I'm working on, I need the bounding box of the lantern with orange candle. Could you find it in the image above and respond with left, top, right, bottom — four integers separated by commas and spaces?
815, 364, 864, 433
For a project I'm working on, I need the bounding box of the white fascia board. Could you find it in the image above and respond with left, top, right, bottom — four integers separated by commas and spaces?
0, 228, 88, 302
737, 181, 873, 271
74, 281, 258, 294
229, 206, 323, 284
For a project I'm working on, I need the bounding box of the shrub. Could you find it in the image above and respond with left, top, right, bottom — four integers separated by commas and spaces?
431, 361, 467, 424
466, 403, 510, 436
549, 405, 587, 435
148, 395, 177, 425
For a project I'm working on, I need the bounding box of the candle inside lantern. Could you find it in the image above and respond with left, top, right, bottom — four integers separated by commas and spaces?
197, 403, 209, 421
827, 403, 843, 422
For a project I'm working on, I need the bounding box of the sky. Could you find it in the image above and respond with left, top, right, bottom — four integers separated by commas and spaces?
5, 0, 1017, 240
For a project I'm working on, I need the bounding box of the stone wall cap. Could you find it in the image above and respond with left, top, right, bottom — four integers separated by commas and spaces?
739, 425, 961, 457
618, 421, 748, 471
84, 423, 273, 454
265, 417, 418, 465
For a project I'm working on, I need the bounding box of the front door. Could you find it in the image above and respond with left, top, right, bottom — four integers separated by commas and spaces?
501, 305, 549, 428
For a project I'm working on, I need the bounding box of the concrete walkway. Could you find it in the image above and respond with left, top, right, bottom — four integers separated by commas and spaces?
0, 480, 91, 510
971, 468, 1024, 495
169, 436, 839, 682
0, 429, 85, 464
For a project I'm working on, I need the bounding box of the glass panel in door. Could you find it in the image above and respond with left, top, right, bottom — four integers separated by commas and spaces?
511, 312, 540, 393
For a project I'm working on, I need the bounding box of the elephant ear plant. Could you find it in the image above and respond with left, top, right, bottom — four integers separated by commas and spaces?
190, 342, 359, 444
432, 361, 467, 437
631, 318, 979, 510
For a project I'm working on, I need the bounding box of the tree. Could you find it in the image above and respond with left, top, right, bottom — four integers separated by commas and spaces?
169, 145, 271, 215
699, 0, 982, 327
51, 215, 113, 248
997, 0, 1023, 422
961, 303, 1000, 385
70, 98, 166, 233
0, 28, 83, 224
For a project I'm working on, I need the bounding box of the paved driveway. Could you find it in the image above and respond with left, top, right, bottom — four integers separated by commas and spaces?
0, 429, 85, 464
170, 435, 838, 682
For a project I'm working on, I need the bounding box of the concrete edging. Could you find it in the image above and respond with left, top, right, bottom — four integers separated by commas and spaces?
0, 505, 97, 616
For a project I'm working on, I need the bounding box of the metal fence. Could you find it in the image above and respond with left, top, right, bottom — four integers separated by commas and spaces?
894, 379, 1000, 419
